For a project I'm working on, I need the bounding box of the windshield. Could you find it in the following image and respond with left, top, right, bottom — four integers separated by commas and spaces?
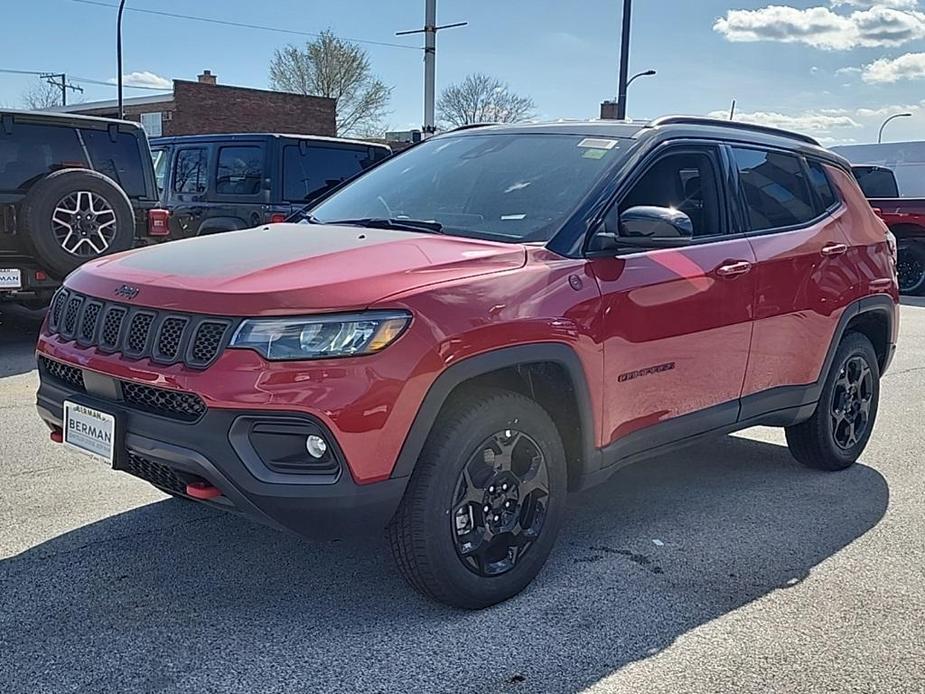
309, 133, 626, 242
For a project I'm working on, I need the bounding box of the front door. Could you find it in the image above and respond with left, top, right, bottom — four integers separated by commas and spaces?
588, 145, 756, 455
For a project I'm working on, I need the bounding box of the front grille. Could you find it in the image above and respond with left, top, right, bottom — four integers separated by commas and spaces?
124, 452, 188, 495
190, 322, 229, 367
39, 356, 207, 423
46, 289, 234, 369
122, 381, 206, 422
39, 356, 85, 391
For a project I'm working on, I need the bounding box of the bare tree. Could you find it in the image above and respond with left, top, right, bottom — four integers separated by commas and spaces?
269, 30, 391, 137
21, 78, 61, 109
437, 73, 535, 128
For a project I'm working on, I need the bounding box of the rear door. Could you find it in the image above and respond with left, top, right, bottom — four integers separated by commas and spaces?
588, 143, 757, 454
730, 146, 856, 415
168, 145, 209, 237
204, 141, 269, 232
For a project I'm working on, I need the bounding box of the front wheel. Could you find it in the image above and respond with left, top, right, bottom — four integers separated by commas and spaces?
785, 332, 880, 471
387, 388, 567, 609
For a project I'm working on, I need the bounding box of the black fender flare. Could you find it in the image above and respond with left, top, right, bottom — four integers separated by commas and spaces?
389, 343, 599, 484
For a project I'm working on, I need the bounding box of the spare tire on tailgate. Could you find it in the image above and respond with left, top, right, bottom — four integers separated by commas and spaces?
20, 168, 136, 279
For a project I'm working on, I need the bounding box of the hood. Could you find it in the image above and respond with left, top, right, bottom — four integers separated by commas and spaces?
66, 223, 527, 315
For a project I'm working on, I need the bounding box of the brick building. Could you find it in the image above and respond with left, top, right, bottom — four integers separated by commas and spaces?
47, 71, 336, 138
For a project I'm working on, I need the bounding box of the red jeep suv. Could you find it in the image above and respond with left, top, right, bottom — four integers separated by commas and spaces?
36, 117, 899, 609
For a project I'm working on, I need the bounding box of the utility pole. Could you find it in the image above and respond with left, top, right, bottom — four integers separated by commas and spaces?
397, 0, 467, 137
615, 0, 633, 120
117, 0, 127, 118
39, 73, 84, 106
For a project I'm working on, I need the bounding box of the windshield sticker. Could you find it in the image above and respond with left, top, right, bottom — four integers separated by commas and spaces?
582, 149, 608, 160
501, 214, 527, 220
577, 138, 618, 150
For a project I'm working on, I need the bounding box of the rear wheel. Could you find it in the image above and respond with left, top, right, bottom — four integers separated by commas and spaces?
785, 332, 880, 471
387, 388, 567, 609
897, 239, 925, 296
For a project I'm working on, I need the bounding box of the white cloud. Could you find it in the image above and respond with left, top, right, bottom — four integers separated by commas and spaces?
707, 109, 862, 132
714, 4, 925, 50
831, 1, 918, 8
108, 71, 171, 89
861, 51, 925, 81
836, 65, 864, 75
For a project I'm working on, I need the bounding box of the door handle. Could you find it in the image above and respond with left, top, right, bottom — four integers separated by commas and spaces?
715, 260, 752, 278
821, 243, 848, 257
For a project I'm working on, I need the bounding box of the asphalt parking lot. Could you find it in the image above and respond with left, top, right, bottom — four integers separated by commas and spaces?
1, 302, 924, 694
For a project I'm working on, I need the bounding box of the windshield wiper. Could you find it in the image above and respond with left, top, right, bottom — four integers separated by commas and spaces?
322, 217, 444, 234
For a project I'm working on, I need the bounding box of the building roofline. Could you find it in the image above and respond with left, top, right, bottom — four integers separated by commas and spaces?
43, 93, 173, 113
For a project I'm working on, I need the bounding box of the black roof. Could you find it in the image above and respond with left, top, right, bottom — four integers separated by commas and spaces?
441, 115, 848, 169
0, 108, 145, 130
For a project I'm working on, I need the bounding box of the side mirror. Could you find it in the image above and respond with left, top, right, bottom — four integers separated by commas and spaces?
617, 206, 693, 248
588, 205, 694, 254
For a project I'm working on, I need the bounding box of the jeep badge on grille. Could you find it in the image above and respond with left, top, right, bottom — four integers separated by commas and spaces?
114, 284, 140, 300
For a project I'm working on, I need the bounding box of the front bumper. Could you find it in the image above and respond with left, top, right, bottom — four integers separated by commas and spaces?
37, 372, 408, 539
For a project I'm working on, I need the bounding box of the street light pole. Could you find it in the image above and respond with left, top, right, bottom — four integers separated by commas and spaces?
625, 69, 656, 90
615, 0, 633, 120
878, 112, 912, 144
117, 0, 127, 119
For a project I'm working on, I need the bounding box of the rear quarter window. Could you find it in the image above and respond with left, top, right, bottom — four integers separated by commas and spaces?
807, 160, 839, 212
80, 128, 148, 197
282, 144, 377, 203
0, 122, 88, 192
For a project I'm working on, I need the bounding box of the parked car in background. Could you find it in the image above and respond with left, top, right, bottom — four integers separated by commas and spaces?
37, 117, 897, 608
849, 164, 925, 295
0, 111, 165, 308
149, 133, 391, 237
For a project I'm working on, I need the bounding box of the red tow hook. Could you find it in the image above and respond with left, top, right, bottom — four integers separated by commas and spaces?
50, 429, 63, 443
186, 481, 222, 500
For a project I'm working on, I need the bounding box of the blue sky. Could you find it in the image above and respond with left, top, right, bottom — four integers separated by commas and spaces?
4, 0, 925, 144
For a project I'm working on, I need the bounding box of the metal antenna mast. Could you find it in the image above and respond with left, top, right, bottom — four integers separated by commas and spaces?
397, 0, 467, 137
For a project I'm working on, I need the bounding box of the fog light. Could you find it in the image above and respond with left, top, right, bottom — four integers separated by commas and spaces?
306, 434, 328, 459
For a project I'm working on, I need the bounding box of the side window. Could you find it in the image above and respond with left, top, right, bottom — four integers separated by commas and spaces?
732, 147, 816, 231
151, 148, 168, 194
807, 159, 839, 212
852, 166, 899, 198
173, 148, 207, 194
215, 145, 265, 195
619, 149, 723, 237
282, 144, 374, 203
80, 129, 147, 197
0, 123, 87, 192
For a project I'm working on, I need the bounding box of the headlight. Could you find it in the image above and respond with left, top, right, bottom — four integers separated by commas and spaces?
229, 311, 411, 361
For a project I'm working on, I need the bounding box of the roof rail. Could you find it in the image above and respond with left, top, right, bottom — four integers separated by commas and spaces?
647, 116, 820, 147
446, 122, 497, 133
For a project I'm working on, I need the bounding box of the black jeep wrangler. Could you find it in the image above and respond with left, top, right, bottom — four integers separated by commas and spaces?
149, 133, 391, 237
0, 111, 163, 307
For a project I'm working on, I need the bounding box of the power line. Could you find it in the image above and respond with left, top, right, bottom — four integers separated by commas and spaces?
69, 0, 423, 51
0, 68, 169, 91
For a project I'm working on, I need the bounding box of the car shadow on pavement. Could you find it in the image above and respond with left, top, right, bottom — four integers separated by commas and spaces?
0, 435, 888, 694
0, 305, 43, 378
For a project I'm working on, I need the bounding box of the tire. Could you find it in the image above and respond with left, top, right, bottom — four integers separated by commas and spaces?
897, 239, 925, 296
785, 332, 880, 471
20, 169, 136, 279
387, 388, 568, 609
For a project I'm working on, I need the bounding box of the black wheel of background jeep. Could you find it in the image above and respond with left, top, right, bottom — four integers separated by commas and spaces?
897, 240, 925, 296
20, 169, 135, 279
387, 388, 567, 609
785, 332, 880, 471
